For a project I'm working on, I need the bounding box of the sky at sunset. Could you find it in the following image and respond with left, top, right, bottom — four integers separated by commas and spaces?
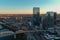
0, 0, 60, 14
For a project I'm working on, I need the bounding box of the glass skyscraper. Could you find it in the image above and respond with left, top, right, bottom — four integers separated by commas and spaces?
33, 7, 41, 27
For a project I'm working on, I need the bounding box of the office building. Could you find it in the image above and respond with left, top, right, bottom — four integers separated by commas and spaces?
33, 7, 41, 27
42, 12, 57, 30
33, 7, 40, 15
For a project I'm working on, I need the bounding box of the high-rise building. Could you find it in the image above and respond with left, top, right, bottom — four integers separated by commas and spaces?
54, 12, 57, 25
32, 7, 41, 27
47, 12, 56, 17
47, 12, 57, 25
33, 7, 40, 15
42, 11, 57, 30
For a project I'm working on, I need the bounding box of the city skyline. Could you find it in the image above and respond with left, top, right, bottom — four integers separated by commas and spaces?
0, 0, 60, 14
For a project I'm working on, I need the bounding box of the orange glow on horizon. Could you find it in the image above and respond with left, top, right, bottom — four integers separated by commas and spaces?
0, 10, 46, 14
0, 10, 60, 14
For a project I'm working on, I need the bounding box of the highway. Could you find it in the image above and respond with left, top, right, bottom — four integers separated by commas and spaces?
0, 31, 14, 37
0, 22, 52, 40
0, 30, 48, 37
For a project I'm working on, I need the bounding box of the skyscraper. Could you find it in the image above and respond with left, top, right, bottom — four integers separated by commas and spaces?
42, 11, 57, 30
54, 12, 57, 25
47, 12, 57, 25
33, 7, 41, 27
33, 7, 40, 15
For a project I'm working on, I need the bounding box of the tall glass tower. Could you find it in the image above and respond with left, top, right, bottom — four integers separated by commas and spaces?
33, 7, 41, 26
33, 7, 40, 15
43, 11, 57, 30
